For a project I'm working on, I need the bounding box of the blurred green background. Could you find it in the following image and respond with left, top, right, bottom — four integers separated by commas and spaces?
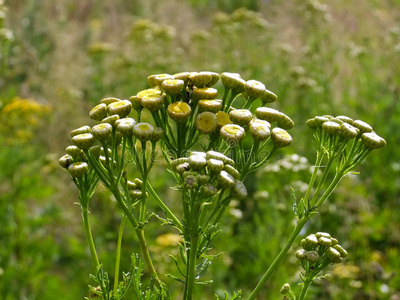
1, 0, 399, 299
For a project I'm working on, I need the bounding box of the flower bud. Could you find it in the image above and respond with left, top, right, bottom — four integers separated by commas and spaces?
190, 72, 213, 88
206, 150, 228, 161
316, 232, 331, 239
127, 181, 137, 192
249, 119, 271, 141
198, 99, 222, 113
197, 174, 210, 184
306, 250, 319, 263
221, 72, 246, 92
89, 146, 101, 159
90, 103, 108, 121
220, 124, 245, 147
305, 234, 319, 249
71, 125, 91, 137
322, 121, 340, 135
162, 79, 184, 96
229, 109, 253, 126
171, 157, 189, 169
333, 245, 348, 258
306, 118, 319, 129
183, 175, 198, 189
271, 128, 292, 148
189, 155, 207, 171
154, 74, 174, 87
326, 247, 342, 263
192, 87, 218, 100
339, 123, 359, 139
361, 132, 386, 149
330, 238, 339, 246
68, 162, 89, 178
147, 75, 157, 87
260, 89, 277, 103
231, 180, 247, 200
207, 158, 225, 173
92, 123, 113, 141
245, 79, 266, 100
216, 111, 232, 129
218, 170, 236, 189
167, 101, 192, 123
72, 133, 95, 150
176, 163, 190, 174
255, 107, 281, 122
100, 97, 120, 105
353, 120, 373, 133
280, 283, 291, 295
295, 249, 307, 260
117, 118, 136, 137
132, 123, 155, 142
336, 115, 353, 124
129, 95, 143, 110
224, 164, 240, 179
277, 113, 294, 130
59, 154, 73, 169
201, 183, 217, 197
133, 178, 143, 188
141, 95, 163, 112
102, 114, 120, 126
108, 100, 132, 118
173, 72, 191, 84
129, 189, 143, 200
149, 127, 164, 142
190, 151, 207, 159
318, 237, 332, 247
195, 112, 218, 134
314, 116, 330, 126
66, 145, 83, 158
208, 72, 220, 86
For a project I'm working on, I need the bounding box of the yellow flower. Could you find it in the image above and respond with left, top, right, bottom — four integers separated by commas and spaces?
156, 233, 183, 247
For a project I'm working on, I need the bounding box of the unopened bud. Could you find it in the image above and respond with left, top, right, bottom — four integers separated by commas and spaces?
245, 79, 265, 100
189, 155, 207, 171
100, 97, 120, 105
117, 118, 136, 137
231, 180, 247, 200
72, 133, 95, 150
280, 283, 291, 295
132, 123, 155, 142
198, 99, 222, 113
326, 247, 342, 263
229, 109, 253, 126
218, 170, 235, 189
167, 102, 192, 123
361, 132, 386, 149
249, 119, 271, 141
101, 114, 120, 126
220, 124, 245, 147
260, 89, 277, 103
162, 79, 184, 96
190, 72, 213, 88
340, 123, 359, 139
255, 107, 281, 122
90, 103, 108, 121
353, 120, 373, 133
271, 128, 292, 148
59, 154, 73, 169
92, 123, 113, 141
192, 87, 218, 100
201, 183, 218, 197
68, 162, 89, 178
306, 250, 319, 263
322, 121, 340, 135
295, 249, 307, 260
71, 126, 91, 137
183, 175, 198, 189
141, 95, 163, 112
333, 245, 348, 258
207, 158, 225, 173
108, 100, 132, 118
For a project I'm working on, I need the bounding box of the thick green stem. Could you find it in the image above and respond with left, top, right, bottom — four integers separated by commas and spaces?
135, 228, 157, 275
114, 215, 127, 295
81, 207, 100, 270
247, 217, 308, 300
183, 235, 199, 300
298, 278, 313, 300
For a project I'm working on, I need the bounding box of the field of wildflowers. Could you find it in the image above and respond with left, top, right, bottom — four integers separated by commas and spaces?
1, 0, 399, 299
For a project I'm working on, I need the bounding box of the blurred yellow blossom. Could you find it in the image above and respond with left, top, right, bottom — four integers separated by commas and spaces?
0, 97, 50, 145
332, 264, 360, 279
156, 233, 183, 247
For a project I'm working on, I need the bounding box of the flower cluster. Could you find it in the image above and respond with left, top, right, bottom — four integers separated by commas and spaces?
171, 150, 247, 201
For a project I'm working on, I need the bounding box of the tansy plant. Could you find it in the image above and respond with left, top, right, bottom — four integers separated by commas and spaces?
59, 71, 385, 300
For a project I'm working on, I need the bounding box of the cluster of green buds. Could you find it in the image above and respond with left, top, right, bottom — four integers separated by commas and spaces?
171, 150, 247, 201
280, 232, 348, 300
129, 71, 292, 180
296, 232, 347, 269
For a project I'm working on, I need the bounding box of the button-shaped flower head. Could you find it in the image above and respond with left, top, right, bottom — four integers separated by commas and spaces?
198, 99, 222, 113
245, 79, 266, 100
68, 162, 89, 178
117, 118, 136, 137
220, 124, 245, 147
229, 109, 253, 126
167, 101, 192, 123
162, 79, 184, 96
361, 132, 386, 149
271, 127, 292, 148
90, 103, 108, 121
249, 119, 271, 142
107, 100, 132, 118
72, 133, 95, 150
132, 122, 155, 142
195, 112, 218, 134
92, 123, 113, 141
192, 87, 218, 100
260, 88, 277, 103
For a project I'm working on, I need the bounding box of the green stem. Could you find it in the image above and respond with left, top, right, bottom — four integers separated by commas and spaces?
114, 215, 127, 295
298, 278, 313, 300
183, 235, 199, 300
304, 151, 324, 208
247, 217, 308, 300
135, 228, 157, 275
81, 207, 100, 270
